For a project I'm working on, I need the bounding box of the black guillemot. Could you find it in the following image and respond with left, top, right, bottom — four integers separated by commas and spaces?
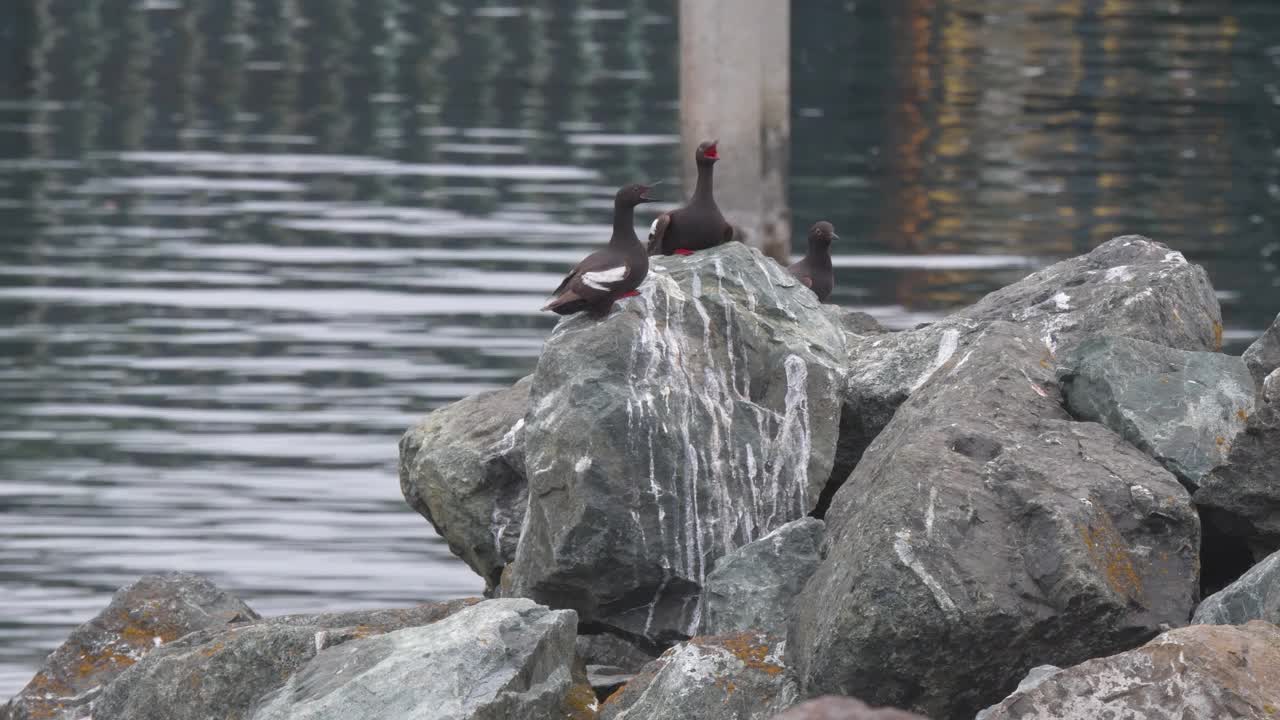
541, 183, 655, 318
786, 221, 838, 302
646, 139, 734, 257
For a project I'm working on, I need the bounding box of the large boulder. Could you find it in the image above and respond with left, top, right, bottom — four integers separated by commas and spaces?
1058, 335, 1255, 489
599, 632, 793, 720
1194, 401, 1280, 560
71, 599, 479, 720
830, 319, 987, 498
703, 517, 824, 636
1193, 548, 1280, 625
826, 236, 1221, 504
1243, 312, 1280, 389
251, 599, 589, 720
1, 572, 257, 720
399, 376, 531, 591
510, 243, 847, 642
977, 622, 1280, 719
787, 322, 1200, 719
952, 235, 1221, 355
770, 696, 927, 720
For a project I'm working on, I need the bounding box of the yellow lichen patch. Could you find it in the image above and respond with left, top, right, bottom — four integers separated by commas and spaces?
200, 641, 226, 658
75, 647, 138, 679
1213, 320, 1224, 351
1216, 436, 1227, 447
561, 681, 599, 720
1237, 409, 1249, 422
1079, 512, 1145, 602
117, 615, 184, 647
705, 633, 784, 677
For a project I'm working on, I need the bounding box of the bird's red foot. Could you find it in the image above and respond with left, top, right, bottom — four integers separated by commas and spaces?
673, 248, 695, 256
618, 290, 641, 298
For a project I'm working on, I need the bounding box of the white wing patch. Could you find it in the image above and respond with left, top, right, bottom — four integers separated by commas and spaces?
582, 266, 627, 291
648, 218, 661, 242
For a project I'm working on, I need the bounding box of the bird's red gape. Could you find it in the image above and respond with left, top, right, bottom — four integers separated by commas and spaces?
673, 248, 695, 256
618, 290, 640, 298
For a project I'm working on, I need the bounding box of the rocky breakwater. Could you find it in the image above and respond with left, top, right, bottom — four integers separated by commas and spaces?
399, 235, 1267, 719
12, 235, 1276, 720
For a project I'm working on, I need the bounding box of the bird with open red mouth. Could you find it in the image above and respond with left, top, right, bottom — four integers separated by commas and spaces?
646, 139, 734, 257
541, 183, 656, 318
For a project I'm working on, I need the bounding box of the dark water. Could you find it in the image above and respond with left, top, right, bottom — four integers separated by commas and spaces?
1, 0, 1277, 696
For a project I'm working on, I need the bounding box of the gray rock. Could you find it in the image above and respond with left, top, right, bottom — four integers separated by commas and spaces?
953, 235, 1222, 356
1193, 548, 1280, 625
1194, 402, 1280, 560
600, 632, 794, 720
821, 307, 886, 337
510, 242, 847, 642
703, 517, 825, 635
770, 696, 927, 720
830, 320, 988, 495
826, 236, 1220, 507
1059, 335, 1255, 489
574, 633, 658, 676
787, 322, 1200, 719
1243, 312, 1280, 389
977, 622, 1280, 719
84, 599, 478, 720
251, 599, 588, 720
0, 572, 257, 720
399, 376, 531, 591
1264, 368, 1280, 406
90, 624, 323, 720
973, 666, 1061, 720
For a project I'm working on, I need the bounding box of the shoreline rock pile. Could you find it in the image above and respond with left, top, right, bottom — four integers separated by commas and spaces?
6, 236, 1280, 720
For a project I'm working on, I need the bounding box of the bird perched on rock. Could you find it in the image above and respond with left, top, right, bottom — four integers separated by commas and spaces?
786, 221, 838, 302
542, 183, 655, 318
646, 139, 733, 256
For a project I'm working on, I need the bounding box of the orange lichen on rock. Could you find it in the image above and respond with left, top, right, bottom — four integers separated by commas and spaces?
562, 680, 600, 719
1213, 320, 1224, 351
696, 632, 785, 676
1079, 512, 1144, 602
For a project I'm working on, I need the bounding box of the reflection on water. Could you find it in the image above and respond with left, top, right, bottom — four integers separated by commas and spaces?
1, 0, 1277, 696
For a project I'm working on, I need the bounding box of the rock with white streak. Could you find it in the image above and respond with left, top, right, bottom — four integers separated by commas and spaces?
952, 235, 1221, 356
250, 599, 590, 720
1193, 548, 1280, 625
703, 517, 825, 635
1058, 335, 1255, 489
825, 236, 1221, 504
600, 632, 794, 720
509, 242, 847, 642
787, 322, 1200, 719
977, 622, 1280, 720
973, 666, 1061, 720
399, 376, 531, 591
